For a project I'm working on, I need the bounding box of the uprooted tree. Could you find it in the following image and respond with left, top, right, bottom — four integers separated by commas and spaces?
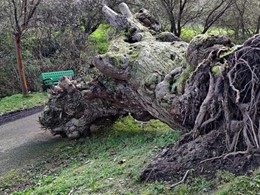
39, 3, 260, 181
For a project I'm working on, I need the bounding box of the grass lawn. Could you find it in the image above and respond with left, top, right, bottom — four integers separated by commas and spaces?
1, 117, 181, 194
0, 93, 48, 115
181, 26, 235, 42
1, 116, 260, 194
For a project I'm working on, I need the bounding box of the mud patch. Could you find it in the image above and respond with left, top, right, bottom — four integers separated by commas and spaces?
140, 130, 260, 182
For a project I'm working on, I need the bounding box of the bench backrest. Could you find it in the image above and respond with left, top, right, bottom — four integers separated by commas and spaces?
41, 70, 75, 86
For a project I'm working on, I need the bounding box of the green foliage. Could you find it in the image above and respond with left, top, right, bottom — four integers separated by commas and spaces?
0, 29, 45, 96
0, 31, 20, 97
208, 27, 234, 37
172, 177, 214, 195
172, 184, 192, 195
215, 170, 260, 195
0, 169, 28, 192
0, 93, 48, 115
215, 171, 236, 185
181, 27, 199, 42
191, 177, 214, 193
181, 26, 235, 42
89, 24, 111, 54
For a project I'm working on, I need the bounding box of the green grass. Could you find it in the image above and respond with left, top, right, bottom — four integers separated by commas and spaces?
214, 170, 260, 195
181, 26, 235, 42
0, 92, 48, 115
1, 116, 181, 194
1, 115, 260, 194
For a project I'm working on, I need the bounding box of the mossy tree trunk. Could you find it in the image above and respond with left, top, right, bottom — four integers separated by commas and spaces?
40, 3, 260, 180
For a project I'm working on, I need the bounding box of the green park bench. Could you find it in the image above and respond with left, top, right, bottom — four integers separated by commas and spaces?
41, 70, 75, 90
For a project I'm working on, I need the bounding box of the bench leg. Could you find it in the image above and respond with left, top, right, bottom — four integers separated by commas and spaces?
42, 85, 49, 91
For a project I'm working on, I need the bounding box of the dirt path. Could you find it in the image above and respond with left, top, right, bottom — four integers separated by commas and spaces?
0, 113, 62, 175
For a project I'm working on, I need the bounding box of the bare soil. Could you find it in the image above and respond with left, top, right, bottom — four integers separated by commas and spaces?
140, 130, 260, 182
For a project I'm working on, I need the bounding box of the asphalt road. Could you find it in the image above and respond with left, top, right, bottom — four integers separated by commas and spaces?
0, 113, 62, 175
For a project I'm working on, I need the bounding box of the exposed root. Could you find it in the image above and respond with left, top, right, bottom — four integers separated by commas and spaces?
141, 34, 260, 182
193, 72, 216, 137
224, 150, 249, 159
170, 170, 190, 188
200, 154, 225, 164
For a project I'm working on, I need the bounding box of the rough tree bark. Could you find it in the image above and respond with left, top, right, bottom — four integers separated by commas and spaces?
40, 3, 260, 181
14, 32, 28, 96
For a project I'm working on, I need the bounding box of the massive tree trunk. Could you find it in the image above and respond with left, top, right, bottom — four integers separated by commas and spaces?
40, 3, 260, 181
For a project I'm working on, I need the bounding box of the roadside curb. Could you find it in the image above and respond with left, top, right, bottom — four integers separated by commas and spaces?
0, 106, 44, 126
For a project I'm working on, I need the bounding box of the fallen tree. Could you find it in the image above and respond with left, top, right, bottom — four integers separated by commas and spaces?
39, 3, 260, 181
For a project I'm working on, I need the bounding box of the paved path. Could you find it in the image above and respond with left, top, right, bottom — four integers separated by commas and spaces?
0, 113, 62, 175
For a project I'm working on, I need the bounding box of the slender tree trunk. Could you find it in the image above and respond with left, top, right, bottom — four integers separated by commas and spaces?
176, 21, 181, 37
201, 27, 208, 34
14, 32, 28, 96
169, 14, 178, 36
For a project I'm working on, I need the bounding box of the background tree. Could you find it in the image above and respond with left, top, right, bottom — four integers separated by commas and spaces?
5, 0, 42, 96
0, 0, 259, 97
219, 0, 260, 42
200, 0, 234, 33
155, 0, 235, 37
158, 0, 202, 37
